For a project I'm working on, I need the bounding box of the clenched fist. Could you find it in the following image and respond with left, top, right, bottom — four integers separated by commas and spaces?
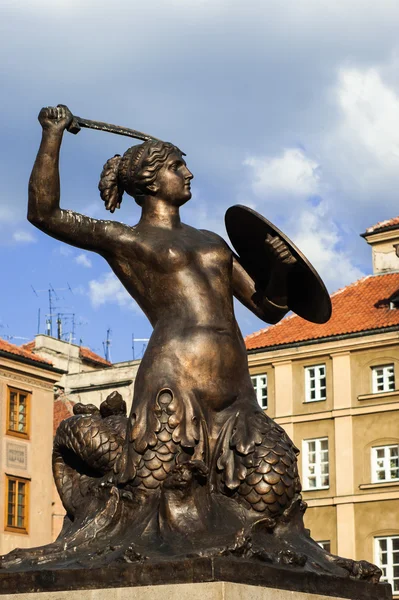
265, 233, 297, 270
38, 104, 73, 133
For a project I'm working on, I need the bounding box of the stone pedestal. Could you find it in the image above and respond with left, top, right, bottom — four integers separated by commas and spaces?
0, 582, 387, 600
0, 558, 391, 600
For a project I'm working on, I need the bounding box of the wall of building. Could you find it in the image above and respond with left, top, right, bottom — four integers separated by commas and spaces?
0, 356, 59, 555
32, 335, 99, 374
248, 329, 399, 588
61, 359, 140, 413
50, 359, 140, 539
365, 228, 399, 275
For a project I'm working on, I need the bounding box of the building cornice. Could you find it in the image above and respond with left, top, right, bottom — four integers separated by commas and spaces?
247, 327, 399, 364
0, 350, 64, 374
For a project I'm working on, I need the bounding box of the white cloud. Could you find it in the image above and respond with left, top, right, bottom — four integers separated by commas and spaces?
336, 67, 399, 164
244, 149, 320, 199
57, 246, 73, 257
88, 272, 139, 311
12, 230, 36, 244
75, 253, 92, 268
289, 203, 364, 292
0, 207, 15, 224
324, 65, 399, 200
243, 145, 364, 291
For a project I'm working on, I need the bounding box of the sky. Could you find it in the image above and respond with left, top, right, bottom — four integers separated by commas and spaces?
1, 0, 399, 362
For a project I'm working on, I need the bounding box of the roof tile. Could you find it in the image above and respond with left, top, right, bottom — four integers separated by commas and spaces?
364, 217, 399, 235
79, 346, 111, 367
53, 398, 75, 436
245, 273, 399, 351
0, 338, 52, 366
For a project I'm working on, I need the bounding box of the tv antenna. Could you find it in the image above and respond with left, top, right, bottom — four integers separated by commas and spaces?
1, 335, 30, 343
31, 283, 74, 339
132, 333, 149, 360
103, 328, 112, 362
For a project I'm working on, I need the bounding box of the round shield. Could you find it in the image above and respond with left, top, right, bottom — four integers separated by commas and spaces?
225, 205, 332, 324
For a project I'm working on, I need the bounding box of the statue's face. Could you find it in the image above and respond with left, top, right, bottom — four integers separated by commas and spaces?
153, 151, 193, 205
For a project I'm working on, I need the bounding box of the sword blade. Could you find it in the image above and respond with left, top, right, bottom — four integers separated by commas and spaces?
68, 115, 160, 142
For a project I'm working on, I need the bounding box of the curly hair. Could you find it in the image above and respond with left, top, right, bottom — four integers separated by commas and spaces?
98, 140, 183, 212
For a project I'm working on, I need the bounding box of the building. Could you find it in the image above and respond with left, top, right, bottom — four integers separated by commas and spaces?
24, 335, 141, 539
0, 339, 62, 555
0, 334, 141, 549
246, 217, 399, 596
25, 335, 139, 413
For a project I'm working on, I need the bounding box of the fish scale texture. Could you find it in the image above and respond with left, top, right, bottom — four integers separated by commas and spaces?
237, 423, 300, 514
133, 392, 181, 490
53, 413, 127, 514
217, 412, 300, 517
53, 396, 299, 519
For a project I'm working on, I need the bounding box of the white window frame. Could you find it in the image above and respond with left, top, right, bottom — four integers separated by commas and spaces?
251, 374, 268, 409
305, 364, 326, 402
372, 445, 399, 483
302, 437, 329, 491
372, 364, 395, 394
317, 540, 331, 553
374, 536, 399, 593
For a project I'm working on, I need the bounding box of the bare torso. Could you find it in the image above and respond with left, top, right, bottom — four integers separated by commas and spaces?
105, 222, 254, 424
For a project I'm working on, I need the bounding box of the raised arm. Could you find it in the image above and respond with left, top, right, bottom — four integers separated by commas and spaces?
28, 105, 128, 254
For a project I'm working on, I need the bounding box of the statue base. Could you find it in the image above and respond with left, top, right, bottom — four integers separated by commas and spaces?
0, 558, 391, 600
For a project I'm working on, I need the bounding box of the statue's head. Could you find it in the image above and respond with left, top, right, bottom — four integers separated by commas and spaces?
98, 140, 193, 212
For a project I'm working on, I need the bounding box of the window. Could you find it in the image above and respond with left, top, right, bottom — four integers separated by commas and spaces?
372, 365, 395, 394
7, 387, 30, 437
251, 374, 268, 409
302, 438, 329, 490
305, 365, 326, 402
372, 445, 399, 483
317, 540, 331, 553
374, 536, 399, 593
5, 475, 29, 533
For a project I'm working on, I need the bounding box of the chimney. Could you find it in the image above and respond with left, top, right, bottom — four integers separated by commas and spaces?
361, 218, 399, 275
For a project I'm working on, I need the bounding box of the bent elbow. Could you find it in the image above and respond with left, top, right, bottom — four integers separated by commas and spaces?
27, 211, 44, 227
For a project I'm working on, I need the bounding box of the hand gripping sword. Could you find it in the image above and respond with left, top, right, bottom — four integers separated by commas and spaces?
67, 114, 160, 142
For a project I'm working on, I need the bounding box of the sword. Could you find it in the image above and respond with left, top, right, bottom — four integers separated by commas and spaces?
67, 115, 160, 143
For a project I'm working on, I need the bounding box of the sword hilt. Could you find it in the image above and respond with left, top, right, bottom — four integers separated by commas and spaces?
67, 118, 81, 135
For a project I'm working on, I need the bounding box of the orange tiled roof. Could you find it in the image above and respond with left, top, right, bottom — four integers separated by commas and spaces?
22, 339, 110, 367
0, 338, 52, 365
21, 341, 35, 352
363, 217, 399, 236
53, 397, 75, 436
245, 272, 399, 351
79, 346, 111, 367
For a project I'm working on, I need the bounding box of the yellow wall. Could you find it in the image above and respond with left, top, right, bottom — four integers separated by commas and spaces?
354, 500, 399, 564
248, 329, 399, 584
0, 357, 58, 555
305, 506, 337, 555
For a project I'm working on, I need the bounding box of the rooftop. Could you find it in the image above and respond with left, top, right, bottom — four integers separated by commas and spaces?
0, 338, 53, 366
362, 216, 399, 237
21, 339, 111, 368
79, 346, 111, 367
245, 272, 399, 351
53, 396, 75, 436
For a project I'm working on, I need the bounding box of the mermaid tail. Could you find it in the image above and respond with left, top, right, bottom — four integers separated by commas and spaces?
216, 410, 301, 517
53, 392, 127, 516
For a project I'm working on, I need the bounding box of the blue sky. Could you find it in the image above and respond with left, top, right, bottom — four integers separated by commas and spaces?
2, 0, 399, 362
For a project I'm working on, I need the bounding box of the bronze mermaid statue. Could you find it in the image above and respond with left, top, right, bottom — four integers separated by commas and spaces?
0, 105, 381, 584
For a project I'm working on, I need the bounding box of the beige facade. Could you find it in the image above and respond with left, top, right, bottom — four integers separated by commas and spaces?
62, 358, 139, 413
247, 218, 399, 596
24, 336, 140, 541
249, 331, 399, 565
0, 347, 61, 555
